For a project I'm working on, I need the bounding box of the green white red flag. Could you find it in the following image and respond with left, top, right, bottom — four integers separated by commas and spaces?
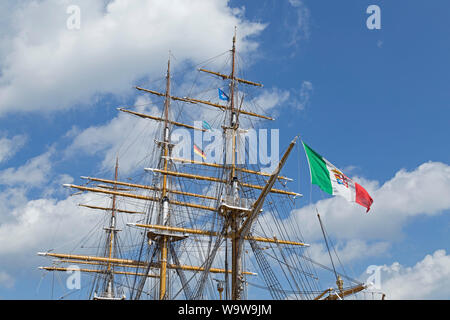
302, 142, 373, 212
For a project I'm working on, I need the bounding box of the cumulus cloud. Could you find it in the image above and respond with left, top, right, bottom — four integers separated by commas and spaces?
246, 87, 290, 121
250, 161, 450, 275
289, 161, 450, 243
251, 88, 290, 112
0, 134, 27, 164
0, 149, 53, 187
0, 184, 148, 286
0, 0, 265, 116
308, 239, 391, 267
65, 85, 295, 176
0, 194, 95, 257
244, 82, 312, 119
0, 187, 29, 223
374, 249, 450, 299
66, 95, 161, 174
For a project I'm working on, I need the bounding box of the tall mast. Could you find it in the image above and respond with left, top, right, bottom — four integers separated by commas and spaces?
229, 27, 237, 178
228, 28, 244, 300
108, 157, 119, 265
105, 157, 119, 298
159, 56, 171, 300
40, 32, 310, 301
90, 156, 123, 300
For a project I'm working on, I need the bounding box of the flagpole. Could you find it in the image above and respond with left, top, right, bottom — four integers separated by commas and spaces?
316, 210, 340, 290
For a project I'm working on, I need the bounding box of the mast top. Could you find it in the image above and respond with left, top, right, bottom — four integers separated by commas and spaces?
167, 51, 171, 73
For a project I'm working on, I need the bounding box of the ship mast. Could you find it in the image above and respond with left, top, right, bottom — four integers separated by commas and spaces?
103, 156, 119, 299
228, 29, 243, 300
38, 30, 310, 300
159, 56, 171, 300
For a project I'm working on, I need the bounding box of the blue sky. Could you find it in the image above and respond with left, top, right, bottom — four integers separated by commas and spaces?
0, 0, 449, 299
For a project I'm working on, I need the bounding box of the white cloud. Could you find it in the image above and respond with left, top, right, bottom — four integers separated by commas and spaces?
0, 184, 147, 284
249, 161, 450, 276
0, 134, 27, 164
0, 0, 265, 115
286, 0, 311, 49
288, 161, 450, 243
308, 239, 391, 267
0, 194, 94, 257
0, 187, 29, 223
248, 87, 290, 121
41, 173, 75, 198
292, 80, 313, 110
0, 195, 99, 292
341, 165, 359, 175
66, 95, 161, 174
0, 149, 53, 187
66, 84, 293, 176
375, 249, 450, 299
245, 82, 312, 118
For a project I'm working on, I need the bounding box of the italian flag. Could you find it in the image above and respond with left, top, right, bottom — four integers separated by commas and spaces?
302, 142, 373, 212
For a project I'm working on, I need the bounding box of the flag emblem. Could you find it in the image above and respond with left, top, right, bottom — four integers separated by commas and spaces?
332, 169, 349, 188
303, 142, 374, 212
